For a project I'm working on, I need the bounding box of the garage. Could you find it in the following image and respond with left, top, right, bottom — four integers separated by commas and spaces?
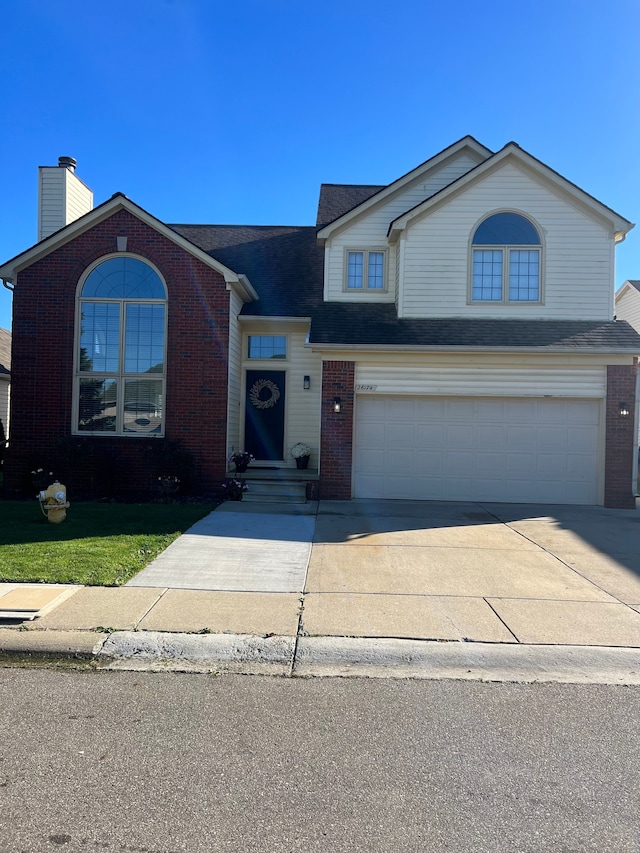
353, 396, 601, 504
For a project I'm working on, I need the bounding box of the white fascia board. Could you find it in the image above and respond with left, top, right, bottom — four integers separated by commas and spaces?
0, 195, 247, 291
229, 274, 259, 302
316, 136, 493, 244
388, 144, 635, 243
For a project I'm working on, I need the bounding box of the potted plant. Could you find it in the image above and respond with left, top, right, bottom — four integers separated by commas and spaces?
228, 450, 254, 474
221, 478, 249, 501
291, 442, 311, 470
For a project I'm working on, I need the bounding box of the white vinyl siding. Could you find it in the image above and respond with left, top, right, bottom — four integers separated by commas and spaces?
0, 378, 9, 437
38, 166, 93, 241
324, 151, 482, 302
400, 162, 614, 320
66, 172, 93, 223
226, 289, 243, 456
615, 288, 640, 335
355, 363, 606, 398
354, 395, 601, 504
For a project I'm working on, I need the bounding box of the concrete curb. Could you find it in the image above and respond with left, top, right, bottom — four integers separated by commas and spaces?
294, 636, 640, 684
3, 628, 640, 684
99, 631, 296, 676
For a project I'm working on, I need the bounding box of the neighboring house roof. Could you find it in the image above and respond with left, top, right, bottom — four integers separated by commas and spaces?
0, 328, 10, 377
170, 224, 324, 317
626, 280, 640, 293
308, 305, 640, 352
316, 184, 385, 228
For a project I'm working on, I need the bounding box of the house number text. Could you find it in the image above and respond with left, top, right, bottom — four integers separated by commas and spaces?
355, 384, 378, 391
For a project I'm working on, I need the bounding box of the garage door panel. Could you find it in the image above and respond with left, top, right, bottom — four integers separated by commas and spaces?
538, 426, 568, 450
476, 453, 506, 477
416, 423, 446, 445
476, 425, 506, 450
354, 396, 600, 505
505, 426, 535, 450
415, 451, 444, 474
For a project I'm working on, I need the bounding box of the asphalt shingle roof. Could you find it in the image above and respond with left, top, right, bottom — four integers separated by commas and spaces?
316, 184, 385, 227
169, 224, 324, 317
308, 304, 640, 350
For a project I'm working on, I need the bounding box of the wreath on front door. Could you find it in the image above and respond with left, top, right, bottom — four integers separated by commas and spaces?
249, 378, 281, 409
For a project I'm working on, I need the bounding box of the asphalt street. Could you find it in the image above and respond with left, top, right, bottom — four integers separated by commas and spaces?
2, 668, 639, 852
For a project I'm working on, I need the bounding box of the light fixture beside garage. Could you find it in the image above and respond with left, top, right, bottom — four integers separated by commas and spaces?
303, 375, 310, 390
619, 402, 630, 417
333, 397, 342, 413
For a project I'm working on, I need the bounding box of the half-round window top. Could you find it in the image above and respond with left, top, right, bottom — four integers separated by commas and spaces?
81, 257, 166, 299
472, 213, 540, 246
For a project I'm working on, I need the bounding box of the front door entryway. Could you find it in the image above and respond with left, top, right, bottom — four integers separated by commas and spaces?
244, 370, 286, 461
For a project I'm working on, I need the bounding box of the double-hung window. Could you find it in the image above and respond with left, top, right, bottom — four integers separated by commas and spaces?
471, 212, 541, 303
75, 256, 167, 435
346, 250, 385, 290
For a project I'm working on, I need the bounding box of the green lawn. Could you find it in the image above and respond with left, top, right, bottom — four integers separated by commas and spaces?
0, 501, 216, 586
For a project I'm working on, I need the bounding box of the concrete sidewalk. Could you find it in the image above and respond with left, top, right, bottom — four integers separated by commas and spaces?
1, 499, 640, 683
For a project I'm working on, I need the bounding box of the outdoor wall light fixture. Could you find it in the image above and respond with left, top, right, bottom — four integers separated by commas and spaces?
303, 375, 310, 390
333, 397, 342, 413
619, 402, 630, 417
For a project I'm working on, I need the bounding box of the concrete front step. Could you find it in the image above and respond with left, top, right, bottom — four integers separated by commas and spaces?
242, 478, 308, 504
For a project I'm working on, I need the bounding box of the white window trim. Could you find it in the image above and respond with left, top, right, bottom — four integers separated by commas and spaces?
343, 248, 388, 292
467, 211, 545, 305
72, 253, 168, 437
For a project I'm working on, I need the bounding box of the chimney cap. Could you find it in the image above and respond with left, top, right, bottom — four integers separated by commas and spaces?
58, 156, 77, 171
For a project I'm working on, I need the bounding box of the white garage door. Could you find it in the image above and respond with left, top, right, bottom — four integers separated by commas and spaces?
354, 396, 600, 504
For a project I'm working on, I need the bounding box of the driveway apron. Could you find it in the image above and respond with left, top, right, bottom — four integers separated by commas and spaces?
127, 502, 316, 593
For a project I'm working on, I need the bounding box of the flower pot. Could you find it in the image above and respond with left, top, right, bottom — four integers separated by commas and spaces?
295, 455, 310, 470
234, 462, 248, 474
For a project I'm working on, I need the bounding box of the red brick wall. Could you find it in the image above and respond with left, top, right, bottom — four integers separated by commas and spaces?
604, 361, 638, 509
319, 361, 354, 500
6, 208, 230, 497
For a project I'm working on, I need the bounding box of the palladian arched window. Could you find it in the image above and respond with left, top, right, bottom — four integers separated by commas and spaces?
74, 256, 167, 435
471, 212, 541, 302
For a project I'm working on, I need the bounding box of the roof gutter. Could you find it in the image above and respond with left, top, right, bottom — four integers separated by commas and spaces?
307, 342, 640, 355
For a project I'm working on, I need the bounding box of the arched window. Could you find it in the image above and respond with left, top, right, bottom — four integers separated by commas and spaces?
471, 212, 541, 302
74, 256, 167, 435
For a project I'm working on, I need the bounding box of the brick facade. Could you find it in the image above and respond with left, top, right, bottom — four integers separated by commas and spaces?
5, 208, 230, 497
604, 361, 638, 509
319, 360, 355, 500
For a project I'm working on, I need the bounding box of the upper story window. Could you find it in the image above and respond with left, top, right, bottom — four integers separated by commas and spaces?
471, 212, 541, 303
346, 250, 385, 290
248, 335, 286, 359
75, 256, 167, 436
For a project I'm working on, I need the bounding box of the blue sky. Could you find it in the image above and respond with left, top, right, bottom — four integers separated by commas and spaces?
1, 0, 639, 331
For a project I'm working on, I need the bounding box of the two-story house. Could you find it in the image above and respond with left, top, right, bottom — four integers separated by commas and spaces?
1, 137, 638, 507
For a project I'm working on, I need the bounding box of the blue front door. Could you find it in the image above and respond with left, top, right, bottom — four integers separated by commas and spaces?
244, 370, 286, 461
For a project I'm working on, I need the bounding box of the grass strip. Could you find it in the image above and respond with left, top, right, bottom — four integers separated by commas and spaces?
0, 501, 215, 586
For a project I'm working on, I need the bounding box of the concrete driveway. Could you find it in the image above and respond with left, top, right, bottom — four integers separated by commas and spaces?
304, 500, 640, 647
16, 498, 640, 650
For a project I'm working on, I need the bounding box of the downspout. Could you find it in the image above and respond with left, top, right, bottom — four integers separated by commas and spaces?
2, 279, 14, 291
